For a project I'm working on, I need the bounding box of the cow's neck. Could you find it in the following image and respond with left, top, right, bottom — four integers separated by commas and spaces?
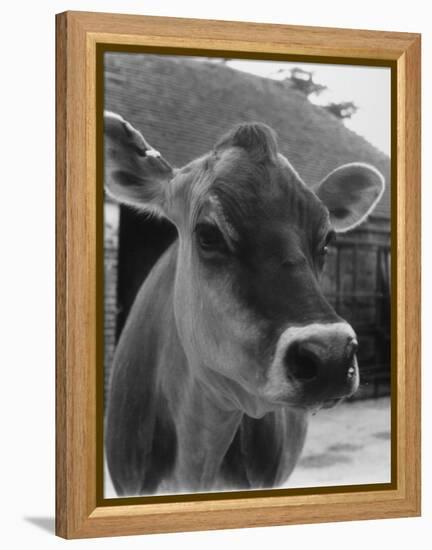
150, 244, 242, 491
155, 243, 280, 492
170, 373, 242, 491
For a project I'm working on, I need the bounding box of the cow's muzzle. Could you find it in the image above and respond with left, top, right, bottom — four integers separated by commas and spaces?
276, 322, 359, 405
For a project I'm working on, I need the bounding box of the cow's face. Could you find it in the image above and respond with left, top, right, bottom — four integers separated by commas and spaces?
105, 113, 384, 417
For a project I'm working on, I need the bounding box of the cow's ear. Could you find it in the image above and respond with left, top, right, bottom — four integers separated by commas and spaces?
315, 163, 385, 232
104, 111, 174, 217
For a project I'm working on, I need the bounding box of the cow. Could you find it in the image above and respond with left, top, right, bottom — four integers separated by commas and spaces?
104, 112, 384, 496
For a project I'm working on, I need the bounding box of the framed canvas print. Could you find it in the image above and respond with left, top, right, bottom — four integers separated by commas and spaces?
55, 11, 421, 539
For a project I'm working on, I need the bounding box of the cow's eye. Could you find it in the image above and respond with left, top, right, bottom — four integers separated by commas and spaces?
196, 223, 228, 254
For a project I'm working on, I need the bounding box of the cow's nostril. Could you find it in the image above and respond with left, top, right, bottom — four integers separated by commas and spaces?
285, 341, 320, 382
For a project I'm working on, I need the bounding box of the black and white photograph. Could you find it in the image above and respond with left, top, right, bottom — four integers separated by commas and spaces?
103, 52, 391, 498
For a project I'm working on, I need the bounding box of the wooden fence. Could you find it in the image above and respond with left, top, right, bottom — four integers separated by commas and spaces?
322, 238, 391, 399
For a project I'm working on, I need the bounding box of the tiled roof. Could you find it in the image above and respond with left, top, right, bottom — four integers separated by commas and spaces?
105, 54, 390, 221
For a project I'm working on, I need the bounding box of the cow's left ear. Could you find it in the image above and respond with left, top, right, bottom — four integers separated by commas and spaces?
315, 163, 385, 232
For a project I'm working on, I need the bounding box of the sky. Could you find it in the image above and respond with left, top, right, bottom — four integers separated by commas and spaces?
227, 59, 391, 157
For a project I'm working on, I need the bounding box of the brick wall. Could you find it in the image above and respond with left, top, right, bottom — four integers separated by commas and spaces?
104, 201, 119, 399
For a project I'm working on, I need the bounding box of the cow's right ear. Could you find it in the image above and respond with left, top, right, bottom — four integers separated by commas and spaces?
104, 112, 174, 217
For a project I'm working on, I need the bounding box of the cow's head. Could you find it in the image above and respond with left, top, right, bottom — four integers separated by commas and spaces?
105, 113, 384, 417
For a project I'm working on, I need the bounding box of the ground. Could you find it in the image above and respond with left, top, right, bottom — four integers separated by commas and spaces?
104, 396, 391, 497
285, 396, 391, 488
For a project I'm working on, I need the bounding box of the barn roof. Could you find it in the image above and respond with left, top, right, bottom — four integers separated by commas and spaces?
105, 53, 391, 221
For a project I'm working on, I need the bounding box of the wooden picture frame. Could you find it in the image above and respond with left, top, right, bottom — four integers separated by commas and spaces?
56, 11, 421, 539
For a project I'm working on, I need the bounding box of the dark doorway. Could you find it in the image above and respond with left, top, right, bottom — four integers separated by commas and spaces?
115, 206, 177, 340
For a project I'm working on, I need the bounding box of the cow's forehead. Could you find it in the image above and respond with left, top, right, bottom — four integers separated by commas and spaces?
204, 147, 329, 238
172, 142, 330, 243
